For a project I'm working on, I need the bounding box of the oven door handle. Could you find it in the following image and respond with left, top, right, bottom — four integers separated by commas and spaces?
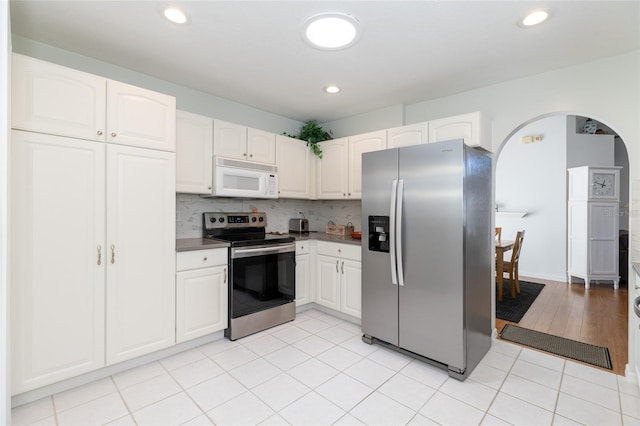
231, 243, 295, 259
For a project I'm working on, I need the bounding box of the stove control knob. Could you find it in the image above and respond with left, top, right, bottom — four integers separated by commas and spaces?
251, 217, 257, 222
219, 217, 225, 223
209, 217, 216, 223
258, 217, 264, 222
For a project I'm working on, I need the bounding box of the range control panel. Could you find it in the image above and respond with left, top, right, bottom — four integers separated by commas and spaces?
203, 212, 267, 229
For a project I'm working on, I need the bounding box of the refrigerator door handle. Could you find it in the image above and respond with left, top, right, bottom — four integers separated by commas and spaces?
389, 179, 399, 285
396, 179, 405, 286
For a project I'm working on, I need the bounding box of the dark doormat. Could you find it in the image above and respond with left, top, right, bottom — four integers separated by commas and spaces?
496, 280, 545, 323
500, 324, 613, 370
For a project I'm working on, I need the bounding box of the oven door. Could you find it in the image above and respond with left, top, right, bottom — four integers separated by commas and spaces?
229, 242, 295, 319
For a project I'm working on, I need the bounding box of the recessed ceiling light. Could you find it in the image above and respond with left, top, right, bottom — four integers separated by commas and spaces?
164, 7, 188, 24
520, 9, 550, 27
325, 85, 340, 94
303, 12, 360, 50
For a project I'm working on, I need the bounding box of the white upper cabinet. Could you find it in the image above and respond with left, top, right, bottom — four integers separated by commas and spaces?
12, 53, 106, 142
12, 54, 176, 152
348, 130, 387, 199
316, 137, 349, 199
213, 120, 248, 159
176, 110, 213, 194
387, 122, 428, 148
276, 134, 312, 199
213, 120, 276, 164
247, 127, 276, 164
106, 81, 176, 152
428, 111, 491, 152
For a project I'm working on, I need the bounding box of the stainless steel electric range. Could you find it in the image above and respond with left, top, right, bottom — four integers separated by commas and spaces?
203, 212, 296, 340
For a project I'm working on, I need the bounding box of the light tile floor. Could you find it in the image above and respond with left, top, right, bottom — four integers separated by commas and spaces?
11, 309, 640, 425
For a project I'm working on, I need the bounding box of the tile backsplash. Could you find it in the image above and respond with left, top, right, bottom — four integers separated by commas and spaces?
176, 194, 362, 238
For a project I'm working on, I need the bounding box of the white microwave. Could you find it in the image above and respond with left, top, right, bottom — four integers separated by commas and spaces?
211, 156, 278, 199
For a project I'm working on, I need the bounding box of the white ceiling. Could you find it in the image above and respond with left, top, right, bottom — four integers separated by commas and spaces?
10, 1, 640, 123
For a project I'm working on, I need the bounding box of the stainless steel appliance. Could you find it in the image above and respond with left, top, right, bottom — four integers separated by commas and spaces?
206, 157, 278, 199
203, 212, 295, 340
361, 139, 492, 380
289, 218, 309, 233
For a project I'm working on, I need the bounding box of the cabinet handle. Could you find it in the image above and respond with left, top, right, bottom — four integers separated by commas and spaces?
336, 260, 339, 273
111, 132, 117, 137
110, 244, 115, 264
97, 245, 102, 265
97, 130, 103, 136
224, 268, 227, 283
341, 261, 344, 274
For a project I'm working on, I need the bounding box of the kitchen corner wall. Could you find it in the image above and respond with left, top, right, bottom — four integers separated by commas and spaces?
176, 194, 362, 238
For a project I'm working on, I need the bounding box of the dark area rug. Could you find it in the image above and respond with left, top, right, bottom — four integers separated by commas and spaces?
500, 324, 613, 370
496, 279, 545, 323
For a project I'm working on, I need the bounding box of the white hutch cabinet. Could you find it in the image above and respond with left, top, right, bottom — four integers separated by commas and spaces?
567, 166, 621, 289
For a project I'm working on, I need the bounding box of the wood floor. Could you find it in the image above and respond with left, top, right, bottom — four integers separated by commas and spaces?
495, 277, 629, 375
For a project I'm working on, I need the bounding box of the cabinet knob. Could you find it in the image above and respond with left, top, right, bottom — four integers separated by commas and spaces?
203, 257, 207, 261
343, 193, 346, 197
249, 154, 253, 158
97, 130, 103, 136
348, 193, 351, 196
243, 153, 247, 157
208, 186, 212, 190
111, 132, 117, 137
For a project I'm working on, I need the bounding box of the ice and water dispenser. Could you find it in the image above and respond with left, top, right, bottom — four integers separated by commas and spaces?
368, 216, 390, 253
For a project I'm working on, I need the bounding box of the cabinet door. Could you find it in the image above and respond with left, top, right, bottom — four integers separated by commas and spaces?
317, 137, 348, 199
428, 111, 490, 152
247, 128, 276, 164
341, 259, 362, 319
348, 130, 386, 199
213, 120, 247, 160
106, 145, 176, 364
10, 131, 106, 394
176, 110, 213, 194
315, 255, 341, 310
387, 123, 428, 148
276, 135, 311, 198
295, 253, 311, 306
106, 80, 176, 152
588, 203, 619, 275
176, 265, 228, 343
11, 53, 106, 142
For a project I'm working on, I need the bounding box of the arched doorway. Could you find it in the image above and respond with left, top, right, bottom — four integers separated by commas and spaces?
494, 113, 630, 375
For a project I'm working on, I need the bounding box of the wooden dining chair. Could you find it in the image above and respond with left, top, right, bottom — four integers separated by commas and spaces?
498, 230, 525, 298
495, 227, 502, 240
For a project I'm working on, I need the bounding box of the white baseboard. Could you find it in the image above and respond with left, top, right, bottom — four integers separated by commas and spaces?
11, 331, 225, 408
519, 271, 567, 283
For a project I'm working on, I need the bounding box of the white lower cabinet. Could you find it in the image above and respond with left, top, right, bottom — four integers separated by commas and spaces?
10, 131, 176, 393
315, 241, 362, 318
105, 145, 176, 365
295, 241, 313, 306
10, 130, 106, 395
176, 249, 228, 343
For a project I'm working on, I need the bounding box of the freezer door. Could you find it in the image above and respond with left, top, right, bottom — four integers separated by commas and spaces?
397, 140, 466, 370
361, 148, 399, 346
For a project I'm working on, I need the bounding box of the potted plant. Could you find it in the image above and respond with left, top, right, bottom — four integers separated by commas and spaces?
284, 120, 332, 158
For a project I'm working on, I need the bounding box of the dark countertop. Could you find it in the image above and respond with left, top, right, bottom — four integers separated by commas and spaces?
177, 233, 362, 252
176, 238, 230, 252
287, 232, 362, 246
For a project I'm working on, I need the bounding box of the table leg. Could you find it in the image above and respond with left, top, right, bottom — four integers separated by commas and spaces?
496, 248, 504, 302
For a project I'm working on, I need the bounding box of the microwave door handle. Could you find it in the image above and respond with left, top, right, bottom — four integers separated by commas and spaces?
396, 179, 405, 287
389, 179, 398, 286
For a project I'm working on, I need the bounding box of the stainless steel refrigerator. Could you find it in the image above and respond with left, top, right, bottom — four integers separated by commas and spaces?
361, 139, 492, 380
